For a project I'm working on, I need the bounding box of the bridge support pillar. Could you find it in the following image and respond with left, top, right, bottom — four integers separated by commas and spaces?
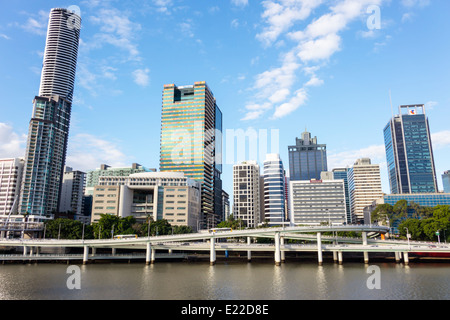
112, 248, 116, 256
83, 246, 89, 265
247, 237, 251, 263
395, 252, 401, 263
403, 252, 409, 265
317, 232, 323, 266
23, 246, 27, 257
362, 232, 369, 264
210, 237, 216, 266
333, 251, 338, 262
146, 242, 152, 265
151, 249, 156, 264
274, 232, 281, 266
281, 236, 285, 263
338, 251, 343, 265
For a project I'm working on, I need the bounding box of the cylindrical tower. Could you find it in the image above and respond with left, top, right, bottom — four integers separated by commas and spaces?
38, 8, 81, 103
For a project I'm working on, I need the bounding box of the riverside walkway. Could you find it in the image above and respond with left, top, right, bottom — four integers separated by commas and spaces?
1, 225, 448, 265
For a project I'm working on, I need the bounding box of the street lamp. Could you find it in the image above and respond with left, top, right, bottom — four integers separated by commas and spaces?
405, 227, 411, 250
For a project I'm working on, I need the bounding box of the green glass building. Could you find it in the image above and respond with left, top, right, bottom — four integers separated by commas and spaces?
160, 82, 222, 229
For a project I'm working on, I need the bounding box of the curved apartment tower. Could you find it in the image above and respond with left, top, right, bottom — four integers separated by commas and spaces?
39, 8, 81, 103
19, 8, 81, 219
263, 154, 286, 226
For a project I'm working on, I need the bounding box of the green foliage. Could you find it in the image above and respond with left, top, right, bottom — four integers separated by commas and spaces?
217, 215, 246, 230
45, 218, 93, 240
398, 205, 450, 242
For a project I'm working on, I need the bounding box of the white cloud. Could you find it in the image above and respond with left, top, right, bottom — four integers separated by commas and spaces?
432, 131, 450, 149
328, 144, 386, 170
401, 0, 430, 8
0, 34, 10, 40
89, 8, 142, 60
132, 68, 151, 87
0, 123, 27, 159
153, 0, 174, 14
66, 133, 130, 172
231, 0, 249, 7
19, 10, 49, 36
243, 0, 386, 121
272, 88, 308, 119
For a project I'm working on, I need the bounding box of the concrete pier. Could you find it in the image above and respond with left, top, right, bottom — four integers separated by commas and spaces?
210, 237, 216, 266
274, 232, 281, 266
317, 232, 323, 266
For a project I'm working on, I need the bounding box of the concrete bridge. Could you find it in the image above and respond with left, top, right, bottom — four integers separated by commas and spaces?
1, 225, 448, 266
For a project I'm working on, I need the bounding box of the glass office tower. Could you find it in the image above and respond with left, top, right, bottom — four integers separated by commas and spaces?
160, 82, 223, 229
263, 154, 286, 226
19, 8, 81, 218
384, 105, 438, 194
288, 130, 327, 181
333, 168, 351, 224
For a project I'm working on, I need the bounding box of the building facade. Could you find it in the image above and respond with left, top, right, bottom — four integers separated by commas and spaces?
233, 161, 260, 228
263, 154, 286, 226
288, 130, 327, 181
0, 158, 25, 217
443, 171, 450, 194
19, 8, 81, 220
289, 178, 347, 226
91, 172, 201, 231
85, 163, 154, 196
384, 105, 438, 194
160, 82, 223, 229
348, 158, 383, 223
59, 166, 86, 216
332, 167, 351, 224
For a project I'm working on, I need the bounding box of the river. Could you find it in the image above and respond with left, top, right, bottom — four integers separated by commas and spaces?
0, 260, 449, 300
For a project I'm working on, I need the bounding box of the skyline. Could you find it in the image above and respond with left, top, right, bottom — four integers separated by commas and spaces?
1, 0, 450, 199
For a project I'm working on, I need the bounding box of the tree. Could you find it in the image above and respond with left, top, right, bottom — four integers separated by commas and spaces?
217, 214, 246, 230
44, 218, 93, 240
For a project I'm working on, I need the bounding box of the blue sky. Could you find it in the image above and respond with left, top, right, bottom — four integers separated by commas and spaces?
1, 0, 449, 197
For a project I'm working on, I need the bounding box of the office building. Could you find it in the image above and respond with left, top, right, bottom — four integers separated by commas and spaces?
263, 154, 286, 226
288, 130, 327, 181
59, 166, 86, 216
348, 158, 383, 223
289, 175, 347, 226
222, 190, 230, 221
160, 82, 223, 229
233, 161, 261, 228
85, 163, 154, 196
384, 105, 438, 194
19, 8, 81, 219
91, 172, 201, 231
332, 168, 351, 224
0, 158, 25, 217
443, 171, 450, 193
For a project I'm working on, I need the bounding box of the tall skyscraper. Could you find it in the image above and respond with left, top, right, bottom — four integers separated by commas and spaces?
19, 8, 81, 218
288, 130, 327, 181
160, 82, 223, 229
348, 158, 383, 223
263, 154, 286, 226
384, 105, 438, 194
233, 161, 260, 228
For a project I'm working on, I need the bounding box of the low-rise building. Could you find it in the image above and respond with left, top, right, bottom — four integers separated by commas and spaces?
91, 172, 201, 231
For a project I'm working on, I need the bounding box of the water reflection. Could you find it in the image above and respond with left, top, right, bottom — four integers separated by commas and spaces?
0, 261, 449, 300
